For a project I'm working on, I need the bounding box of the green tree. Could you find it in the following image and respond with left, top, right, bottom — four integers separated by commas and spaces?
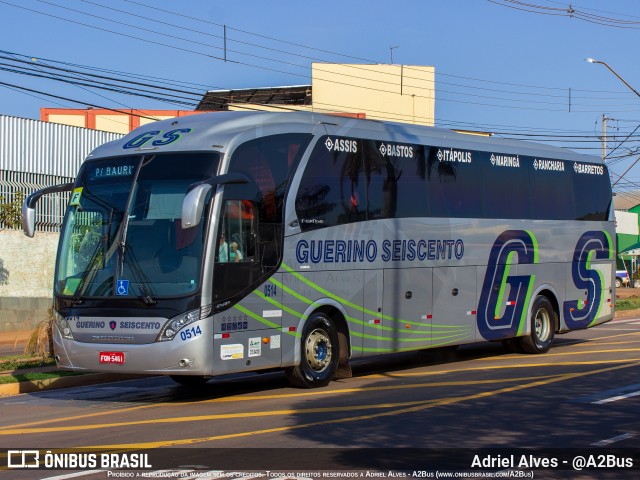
0, 191, 24, 229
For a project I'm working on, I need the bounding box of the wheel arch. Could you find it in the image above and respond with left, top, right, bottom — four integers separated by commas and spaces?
293, 299, 351, 366
528, 285, 561, 333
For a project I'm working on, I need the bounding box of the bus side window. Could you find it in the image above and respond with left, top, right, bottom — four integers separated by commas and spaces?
295, 136, 365, 231
217, 200, 257, 263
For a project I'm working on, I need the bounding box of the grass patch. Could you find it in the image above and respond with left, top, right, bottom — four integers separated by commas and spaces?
615, 297, 640, 311
0, 356, 56, 372
0, 371, 82, 384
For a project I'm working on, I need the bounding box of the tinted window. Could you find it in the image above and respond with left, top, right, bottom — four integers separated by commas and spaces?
481, 151, 530, 219
296, 136, 364, 231
573, 162, 611, 220
296, 137, 609, 225
363, 140, 428, 220
426, 146, 483, 218
229, 134, 311, 223
529, 157, 574, 220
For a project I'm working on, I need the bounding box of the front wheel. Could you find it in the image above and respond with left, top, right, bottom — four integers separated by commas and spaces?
518, 295, 556, 354
285, 313, 339, 388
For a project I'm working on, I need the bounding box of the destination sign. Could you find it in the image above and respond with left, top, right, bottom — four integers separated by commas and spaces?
91, 165, 135, 179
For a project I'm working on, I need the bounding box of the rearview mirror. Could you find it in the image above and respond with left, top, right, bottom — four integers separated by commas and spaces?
21, 182, 74, 237
181, 173, 251, 229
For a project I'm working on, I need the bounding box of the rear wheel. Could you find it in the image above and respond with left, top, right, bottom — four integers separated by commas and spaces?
518, 295, 555, 354
285, 313, 339, 388
615, 278, 622, 288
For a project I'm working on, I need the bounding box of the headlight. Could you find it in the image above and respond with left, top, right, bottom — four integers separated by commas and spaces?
54, 310, 74, 340
156, 305, 212, 342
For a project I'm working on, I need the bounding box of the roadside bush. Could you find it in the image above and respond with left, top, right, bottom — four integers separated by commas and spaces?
24, 307, 54, 358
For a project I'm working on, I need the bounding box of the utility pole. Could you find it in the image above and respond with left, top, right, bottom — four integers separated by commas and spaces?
601, 114, 616, 161
602, 114, 608, 161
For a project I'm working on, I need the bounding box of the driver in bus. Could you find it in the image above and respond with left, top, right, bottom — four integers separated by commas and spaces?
218, 232, 229, 262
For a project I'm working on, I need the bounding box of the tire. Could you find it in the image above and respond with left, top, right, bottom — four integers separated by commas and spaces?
518, 295, 555, 354
615, 278, 622, 288
634, 279, 640, 289
285, 312, 339, 388
170, 375, 210, 387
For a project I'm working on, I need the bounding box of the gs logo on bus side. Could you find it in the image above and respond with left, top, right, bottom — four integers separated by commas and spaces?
478, 230, 611, 341
563, 231, 611, 329
477, 230, 537, 341
122, 128, 192, 149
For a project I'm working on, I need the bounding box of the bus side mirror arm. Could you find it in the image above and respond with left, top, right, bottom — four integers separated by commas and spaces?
181, 173, 251, 229
22, 182, 74, 238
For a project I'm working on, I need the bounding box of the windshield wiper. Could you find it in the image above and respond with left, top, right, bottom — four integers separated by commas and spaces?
71, 207, 121, 304
120, 243, 156, 305
71, 234, 107, 305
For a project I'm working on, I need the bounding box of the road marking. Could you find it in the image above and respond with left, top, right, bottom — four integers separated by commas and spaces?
607, 317, 640, 324
478, 348, 640, 360
593, 327, 640, 331
586, 331, 640, 342
573, 339, 640, 347
0, 375, 562, 436
75, 361, 640, 450
382, 358, 640, 376
0, 373, 562, 433
591, 433, 635, 446
3, 358, 637, 433
592, 390, 640, 404
2, 342, 638, 434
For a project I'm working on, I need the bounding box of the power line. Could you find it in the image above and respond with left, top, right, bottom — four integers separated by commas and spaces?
0, 47, 623, 145
489, 0, 640, 29
0, 80, 163, 120
5, 0, 636, 112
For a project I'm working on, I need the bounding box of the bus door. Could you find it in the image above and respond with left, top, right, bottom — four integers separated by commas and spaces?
212, 199, 283, 374
382, 268, 433, 352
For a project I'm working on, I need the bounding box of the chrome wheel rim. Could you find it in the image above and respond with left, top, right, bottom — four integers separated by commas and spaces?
305, 328, 332, 372
535, 308, 551, 342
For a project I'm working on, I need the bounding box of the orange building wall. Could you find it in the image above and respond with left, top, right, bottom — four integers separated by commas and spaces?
40, 108, 204, 134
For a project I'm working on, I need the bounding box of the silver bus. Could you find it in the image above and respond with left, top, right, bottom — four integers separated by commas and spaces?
22, 112, 615, 388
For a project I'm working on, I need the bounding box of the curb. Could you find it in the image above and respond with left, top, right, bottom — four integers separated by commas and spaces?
0, 373, 149, 397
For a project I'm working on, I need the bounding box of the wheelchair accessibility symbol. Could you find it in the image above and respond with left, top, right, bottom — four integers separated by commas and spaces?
116, 279, 129, 296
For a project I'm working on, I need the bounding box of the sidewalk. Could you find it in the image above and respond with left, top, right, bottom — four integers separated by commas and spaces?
0, 330, 31, 357
0, 330, 148, 397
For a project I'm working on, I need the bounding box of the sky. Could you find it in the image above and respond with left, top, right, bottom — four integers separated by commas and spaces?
1, 0, 640, 197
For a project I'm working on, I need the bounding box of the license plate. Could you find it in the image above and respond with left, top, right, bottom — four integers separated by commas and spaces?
99, 352, 125, 364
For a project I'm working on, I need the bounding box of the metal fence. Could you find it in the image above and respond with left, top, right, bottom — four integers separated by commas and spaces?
0, 169, 73, 231
0, 115, 123, 232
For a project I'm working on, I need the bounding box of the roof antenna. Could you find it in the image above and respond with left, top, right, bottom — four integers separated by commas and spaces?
390, 45, 399, 64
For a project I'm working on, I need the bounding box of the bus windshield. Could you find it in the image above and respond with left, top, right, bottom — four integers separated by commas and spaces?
55, 152, 220, 299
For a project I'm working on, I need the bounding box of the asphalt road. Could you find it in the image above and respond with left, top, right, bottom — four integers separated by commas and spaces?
1, 316, 640, 479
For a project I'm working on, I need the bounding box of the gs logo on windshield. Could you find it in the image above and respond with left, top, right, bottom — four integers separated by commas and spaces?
123, 128, 192, 149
